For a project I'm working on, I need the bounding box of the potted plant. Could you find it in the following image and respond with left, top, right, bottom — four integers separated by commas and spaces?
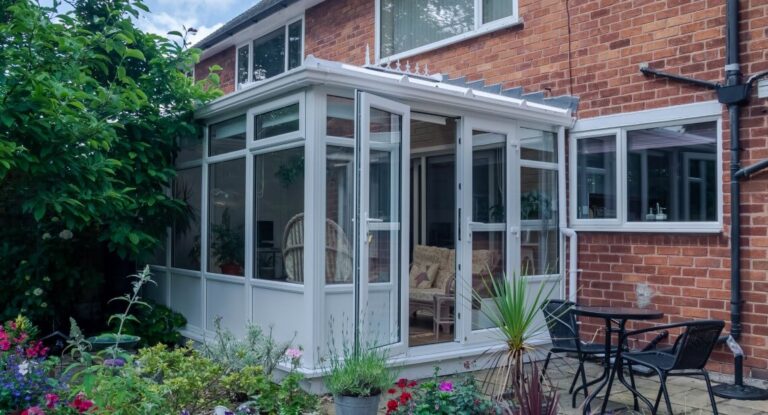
324, 343, 393, 415
211, 208, 244, 275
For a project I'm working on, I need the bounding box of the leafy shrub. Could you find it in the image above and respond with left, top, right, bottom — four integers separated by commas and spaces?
120, 301, 187, 347
385, 370, 500, 415
201, 318, 291, 375
324, 346, 393, 398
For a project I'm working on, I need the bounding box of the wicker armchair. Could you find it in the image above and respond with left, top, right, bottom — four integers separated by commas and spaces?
282, 213, 353, 283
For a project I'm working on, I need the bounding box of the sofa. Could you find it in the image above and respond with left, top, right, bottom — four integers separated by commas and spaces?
408, 245, 502, 319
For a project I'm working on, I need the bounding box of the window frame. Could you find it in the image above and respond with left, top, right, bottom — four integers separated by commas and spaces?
235, 16, 305, 91
374, 0, 520, 62
570, 103, 723, 233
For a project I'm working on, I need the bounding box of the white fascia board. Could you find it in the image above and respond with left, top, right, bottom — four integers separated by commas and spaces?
573, 100, 722, 132
196, 57, 575, 127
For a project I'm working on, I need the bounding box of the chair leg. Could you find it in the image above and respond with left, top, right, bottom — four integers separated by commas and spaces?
567, 360, 580, 394
703, 371, 719, 415
652, 385, 663, 415
659, 373, 674, 415
627, 361, 639, 411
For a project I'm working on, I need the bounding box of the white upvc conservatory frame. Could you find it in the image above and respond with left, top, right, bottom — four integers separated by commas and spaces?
149, 56, 573, 382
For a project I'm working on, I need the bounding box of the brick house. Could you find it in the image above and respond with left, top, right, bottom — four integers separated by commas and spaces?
147, 0, 768, 385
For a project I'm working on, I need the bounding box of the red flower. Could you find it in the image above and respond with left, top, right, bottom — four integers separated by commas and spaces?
407, 380, 417, 388
70, 393, 95, 413
386, 399, 399, 412
45, 393, 60, 409
399, 391, 412, 404
21, 407, 45, 415
396, 378, 408, 388
387, 388, 396, 394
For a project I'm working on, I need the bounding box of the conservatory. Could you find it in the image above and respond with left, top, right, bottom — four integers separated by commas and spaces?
147, 56, 574, 382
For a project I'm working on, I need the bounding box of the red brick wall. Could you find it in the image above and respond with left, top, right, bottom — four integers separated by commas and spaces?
198, 0, 768, 377
196, 46, 237, 94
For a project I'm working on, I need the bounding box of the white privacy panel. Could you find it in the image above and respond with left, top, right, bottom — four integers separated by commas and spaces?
170, 273, 203, 329
252, 287, 309, 350
206, 279, 247, 337
146, 267, 169, 306
321, 289, 355, 359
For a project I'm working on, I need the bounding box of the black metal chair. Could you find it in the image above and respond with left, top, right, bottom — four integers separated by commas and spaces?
621, 320, 725, 415
540, 299, 617, 408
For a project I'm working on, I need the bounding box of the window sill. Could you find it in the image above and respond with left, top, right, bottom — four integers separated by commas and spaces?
570, 222, 723, 234
378, 16, 523, 64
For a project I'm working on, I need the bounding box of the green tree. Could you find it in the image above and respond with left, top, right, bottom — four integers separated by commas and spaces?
0, 0, 221, 326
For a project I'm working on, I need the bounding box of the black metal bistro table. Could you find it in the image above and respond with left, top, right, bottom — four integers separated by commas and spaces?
572, 306, 664, 415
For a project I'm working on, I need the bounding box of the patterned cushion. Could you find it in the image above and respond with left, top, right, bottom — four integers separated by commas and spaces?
409, 287, 445, 303
434, 249, 455, 292
409, 262, 439, 288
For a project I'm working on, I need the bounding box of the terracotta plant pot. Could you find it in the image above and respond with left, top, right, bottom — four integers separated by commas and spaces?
220, 263, 242, 275
333, 394, 381, 415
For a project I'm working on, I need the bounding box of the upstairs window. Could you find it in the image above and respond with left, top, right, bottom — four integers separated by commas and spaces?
378, 0, 517, 59
236, 19, 303, 90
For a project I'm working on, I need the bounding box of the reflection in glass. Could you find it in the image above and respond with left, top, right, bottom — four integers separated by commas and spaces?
627, 122, 717, 222
208, 159, 245, 276
370, 150, 396, 222
252, 28, 285, 81
255, 104, 299, 140
483, 0, 514, 23
326, 96, 354, 139
380, 0, 474, 57
254, 147, 305, 282
472, 131, 506, 223
237, 45, 249, 87
471, 231, 505, 330
576, 135, 617, 219
521, 168, 558, 276
288, 20, 302, 70
209, 116, 246, 156
520, 128, 556, 162
326, 146, 355, 284
172, 167, 201, 270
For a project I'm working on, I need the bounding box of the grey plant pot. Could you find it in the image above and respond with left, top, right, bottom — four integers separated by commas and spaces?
333, 394, 381, 415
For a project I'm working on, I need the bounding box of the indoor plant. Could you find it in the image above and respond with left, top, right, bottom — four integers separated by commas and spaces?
210, 208, 245, 275
324, 340, 393, 415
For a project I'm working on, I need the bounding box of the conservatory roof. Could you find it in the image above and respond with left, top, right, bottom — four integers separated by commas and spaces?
196, 56, 578, 127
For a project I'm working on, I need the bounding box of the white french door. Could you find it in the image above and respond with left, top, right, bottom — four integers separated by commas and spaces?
354, 91, 410, 355
459, 117, 520, 343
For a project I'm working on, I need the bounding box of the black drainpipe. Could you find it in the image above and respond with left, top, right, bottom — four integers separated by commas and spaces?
640, 0, 768, 400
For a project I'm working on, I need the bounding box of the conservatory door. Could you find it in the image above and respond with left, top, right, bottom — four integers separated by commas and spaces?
355, 92, 410, 354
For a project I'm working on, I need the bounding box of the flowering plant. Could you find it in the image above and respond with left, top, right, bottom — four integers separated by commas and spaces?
385, 369, 500, 415
21, 392, 96, 415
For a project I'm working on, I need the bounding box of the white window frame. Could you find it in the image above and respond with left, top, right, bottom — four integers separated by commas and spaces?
570, 101, 723, 233
374, 0, 520, 62
235, 16, 305, 91
247, 92, 306, 150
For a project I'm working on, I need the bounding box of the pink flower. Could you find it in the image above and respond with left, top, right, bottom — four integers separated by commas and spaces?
22, 407, 45, 415
285, 348, 303, 360
70, 393, 94, 413
45, 393, 60, 409
0, 339, 9, 351
438, 381, 453, 392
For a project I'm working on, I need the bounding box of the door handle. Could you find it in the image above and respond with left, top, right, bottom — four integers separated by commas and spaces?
367, 218, 384, 223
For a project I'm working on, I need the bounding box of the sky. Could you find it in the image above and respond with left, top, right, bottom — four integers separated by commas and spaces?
138, 0, 251, 45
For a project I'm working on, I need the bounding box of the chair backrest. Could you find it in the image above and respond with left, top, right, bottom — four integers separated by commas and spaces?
283, 213, 353, 283
671, 320, 725, 370
541, 300, 579, 350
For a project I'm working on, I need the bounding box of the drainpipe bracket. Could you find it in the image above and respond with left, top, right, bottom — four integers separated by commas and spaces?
718, 84, 751, 105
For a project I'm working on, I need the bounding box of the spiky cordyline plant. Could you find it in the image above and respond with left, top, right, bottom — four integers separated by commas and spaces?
473, 270, 556, 400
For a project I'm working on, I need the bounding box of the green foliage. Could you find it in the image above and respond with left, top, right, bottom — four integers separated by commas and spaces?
386, 370, 500, 415
324, 345, 393, 398
210, 208, 245, 268
473, 272, 555, 398
120, 300, 187, 347
0, 0, 220, 325
201, 318, 291, 375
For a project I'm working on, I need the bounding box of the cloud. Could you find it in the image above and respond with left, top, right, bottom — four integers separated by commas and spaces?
136, 11, 223, 44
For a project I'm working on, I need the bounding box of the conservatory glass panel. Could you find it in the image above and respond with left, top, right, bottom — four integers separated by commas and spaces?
471, 231, 505, 330
325, 145, 355, 285
255, 104, 300, 140
326, 96, 354, 139
177, 133, 203, 164
520, 167, 558, 276
172, 167, 202, 270
209, 116, 246, 156
472, 135, 506, 223
207, 158, 246, 276
520, 127, 556, 163
288, 20, 302, 70
254, 146, 305, 282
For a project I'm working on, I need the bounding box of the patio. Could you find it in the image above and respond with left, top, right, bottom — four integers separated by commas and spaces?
321, 356, 768, 414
